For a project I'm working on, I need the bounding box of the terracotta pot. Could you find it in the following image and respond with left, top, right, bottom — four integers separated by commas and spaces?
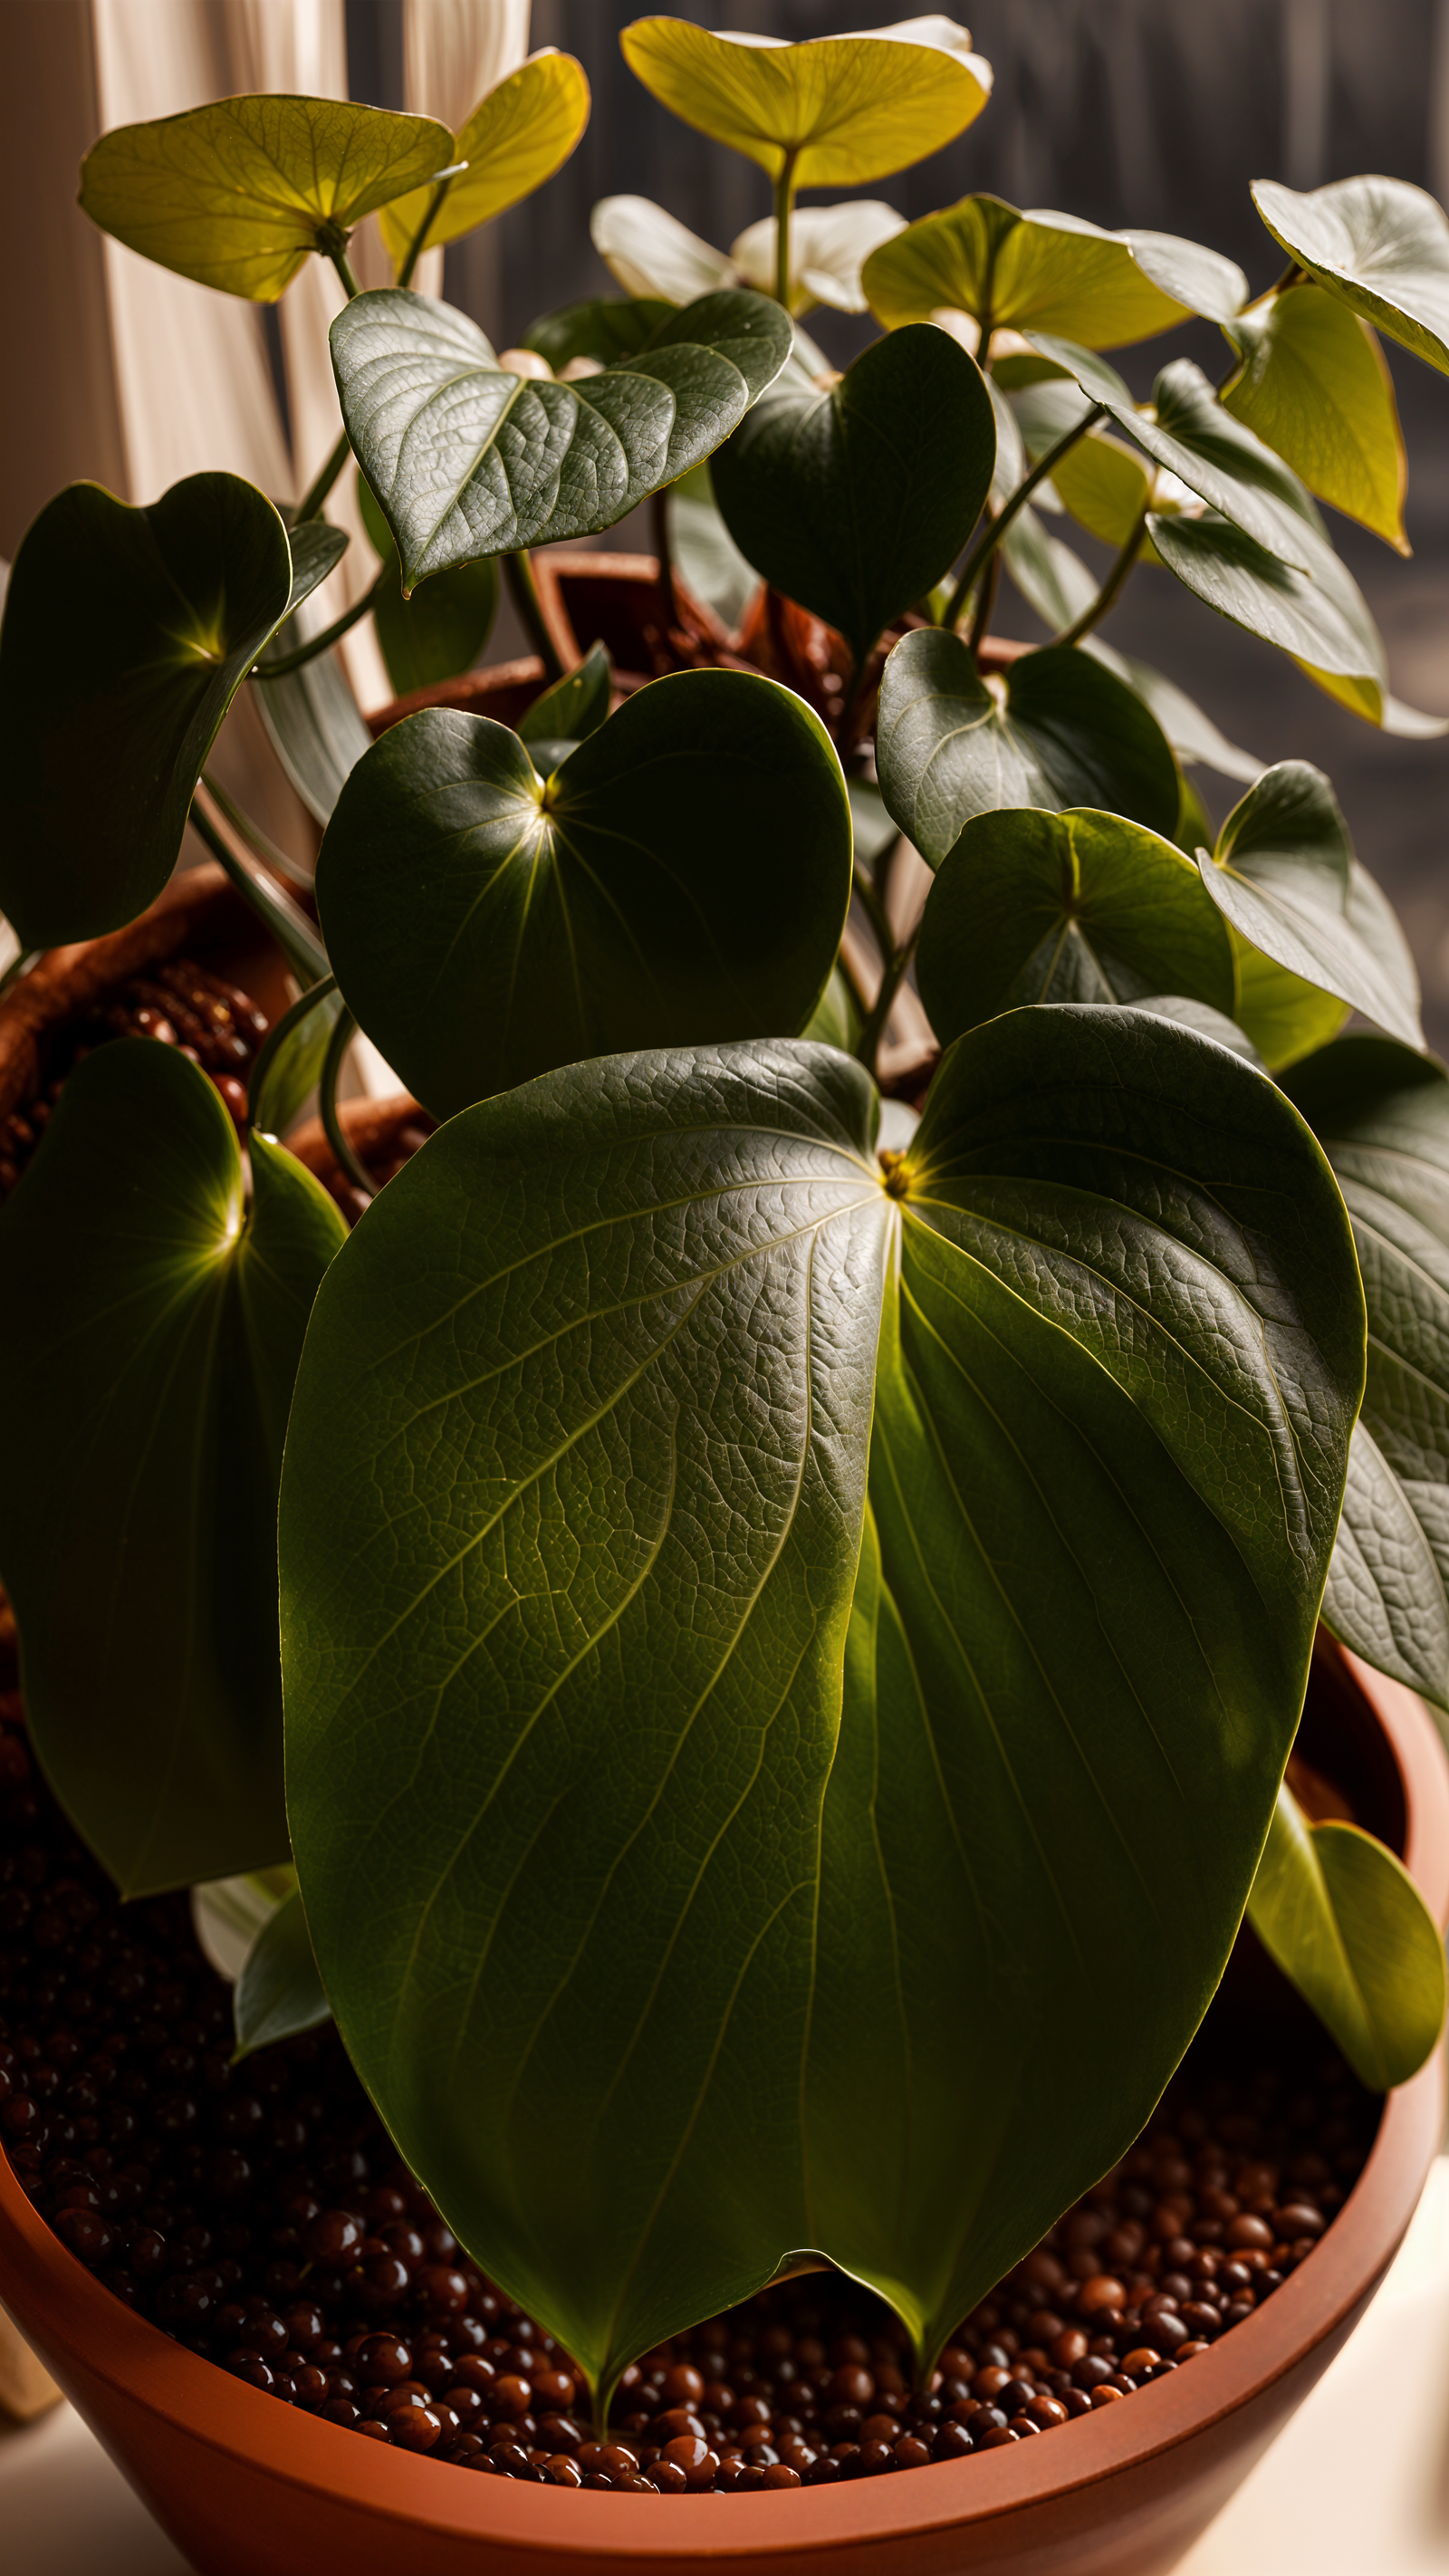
1, 1642, 1444, 2576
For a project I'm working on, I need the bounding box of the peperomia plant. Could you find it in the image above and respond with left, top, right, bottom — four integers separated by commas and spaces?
2, 12, 1449, 2421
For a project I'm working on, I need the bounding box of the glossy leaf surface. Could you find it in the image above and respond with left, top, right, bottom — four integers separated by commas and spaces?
1147, 507, 1395, 715
235, 1890, 332, 2059
317, 669, 851, 1119
281, 1010, 1361, 2393
1247, 1780, 1445, 2089
80, 96, 454, 300
861, 195, 1232, 345
247, 976, 346, 1142
1252, 176, 1449, 378
1286, 1037, 1449, 1710
619, 15, 992, 187
876, 628, 1180, 857
1199, 764, 1423, 1051
0, 475, 293, 942
276, 520, 350, 624
357, 473, 497, 698
711, 323, 994, 668
333, 286, 792, 591
515, 642, 610, 745
0, 1042, 345, 1896
252, 630, 372, 834
1223, 285, 1407, 553
915, 807, 1234, 1043
523, 291, 673, 370
378, 51, 590, 270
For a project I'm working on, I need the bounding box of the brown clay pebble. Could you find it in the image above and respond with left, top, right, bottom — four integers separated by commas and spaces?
0, 1709, 1366, 2496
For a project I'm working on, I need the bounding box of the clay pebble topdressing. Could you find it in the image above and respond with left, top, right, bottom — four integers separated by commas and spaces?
0, 1715, 1370, 2495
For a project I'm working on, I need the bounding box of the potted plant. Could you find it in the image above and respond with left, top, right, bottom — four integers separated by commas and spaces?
3, 16, 1449, 2573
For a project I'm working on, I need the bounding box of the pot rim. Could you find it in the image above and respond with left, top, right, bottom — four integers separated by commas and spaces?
2, 1642, 1445, 2562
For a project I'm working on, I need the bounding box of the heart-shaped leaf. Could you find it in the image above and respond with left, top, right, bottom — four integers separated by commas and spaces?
711, 323, 994, 670
0, 474, 294, 943
619, 15, 993, 187
79, 96, 455, 300
280, 1006, 1361, 2395
914, 806, 1234, 1043
1252, 175, 1449, 377
876, 628, 1181, 856
1247, 1779, 1445, 2089
357, 472, 497, 699
1223, 284, 1407, 553
317, 668, 851, 1120
332, 286, 792, 593
378, 51, 590, 271
1198, 763, 1423, 1050
1285, 1036, 1449, 1710
862, 194, 1239, 345
235, 1889, 332, 2059
515, 641, 610, 746
247, 976, 347, 1142
0, 1040, 345, 1896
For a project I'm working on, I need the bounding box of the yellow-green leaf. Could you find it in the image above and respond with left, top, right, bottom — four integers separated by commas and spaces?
378, 50, 590, 273
619, 14, 992, 187
1224, 284, 1406, 553
1049, 428, 1154, 547
862, 194, 1242, 346
1232, 928, 1350, 1070
79, 95, 456, 300
1247, 1779, 1446, 2090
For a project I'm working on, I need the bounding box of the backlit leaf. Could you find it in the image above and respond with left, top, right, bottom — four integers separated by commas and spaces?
590, 197, 734, 305
1223, 284, 1407, 552
317, 668, 851, 1119
619, 15, 993, 187
0, 1041, 345, 1896
0, 474, 293, 942
332, 286, 792, 592
730, 201, 907, 314
378, 51, 590, 271
862, 195, 1234, 346
80, 95, 454, 300
1252, 175, 1449, 378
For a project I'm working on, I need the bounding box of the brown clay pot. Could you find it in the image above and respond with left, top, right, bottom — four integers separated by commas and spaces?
1, 1642, 1444, 2576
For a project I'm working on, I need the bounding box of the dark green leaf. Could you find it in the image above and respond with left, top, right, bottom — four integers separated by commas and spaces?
801, 961, 861, 1051
1284, 1035, 1449, 1710
1086, 643, 1265, 783
1252, 176, 1449, 378
914, 806, 1234, 1045
710, 323, 995, 670
317, 668, 851, 1118
1247, 1780, 1445, 2088
333, 287, 792, 592
247, 975, 345, 1140
1146, 508, 1395, 716
1223, 283, 1407, 552
1199, 763, 1423, 1050
1231, 934, 1350, 1072
278, 520, 350, 623
876, 629, 1181, 859
523, 293, 674, 370
515, 642, 610, 745
234, 1889, 332, 2059
1119, 992, 1265, 1065
0, 475, 293, 942
280, 1008, 1361, 2393
0, 1041, 345, 1896
357, 471, 497, 699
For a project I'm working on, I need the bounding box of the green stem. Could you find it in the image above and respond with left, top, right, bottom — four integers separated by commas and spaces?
188, 794, 330, 987
327, 244, 362, 302
651, 487, 679, 629
0, 947, 38, 1003
966, 550, 1002, 658
855, 929, 920, 1080
201, 776, 311, 890
397, 173, 456, 292
945, 404, 1108, 631
772, 152, 798, 309
853, 858, 895, 967
293, 429, 351, 527
253, 571, 388, 678
504, 551, 564, 682
1054, 508, 1149, 649
319, 1004, 378, 1201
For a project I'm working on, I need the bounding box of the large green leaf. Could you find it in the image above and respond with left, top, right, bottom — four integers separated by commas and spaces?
1247, 1780, 1445, 2088
914, 806, 1234, 1044
0, 475, 294, 942
280, 1006, 1362, 2395
1285, 1037, 1449, 1710
316, 668, 850, 1120
79, 96, 454, 300
862, 194, 1241, 346
711, 324, 994, 670
619, 16, 993, 187
332, 286, 792, 593
356, 473, 497, 699
1198, 763, 1423, 1051
876, 629, 1180, 857
1252, 176, 1449, 378
0, 1041, 345, 1897
1223, 284, 1407, 553
378, 51, 590, 271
